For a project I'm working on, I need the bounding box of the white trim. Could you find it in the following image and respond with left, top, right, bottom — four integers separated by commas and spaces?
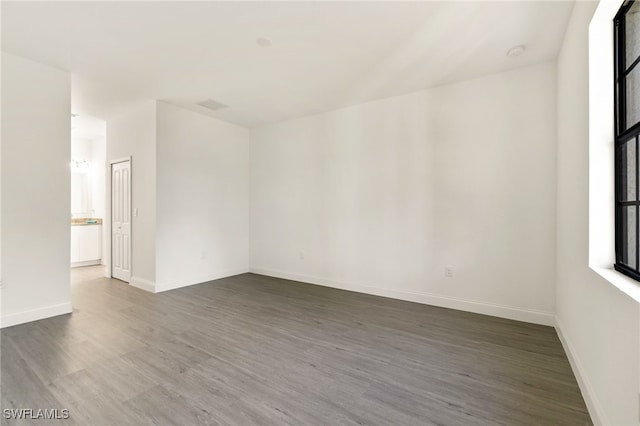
155, 267, 249, 293
70, 259, 102, 268
1, 302, 72, 328
249, 267, 555, 326
108, 156, 132, 165
555, 317, 607, 426
130, 276, 156, 293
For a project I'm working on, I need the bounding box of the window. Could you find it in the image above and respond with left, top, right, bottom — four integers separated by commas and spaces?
615, 0, 640, 280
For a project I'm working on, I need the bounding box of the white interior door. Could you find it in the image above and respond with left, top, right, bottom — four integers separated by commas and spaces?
111, 160, 131, 282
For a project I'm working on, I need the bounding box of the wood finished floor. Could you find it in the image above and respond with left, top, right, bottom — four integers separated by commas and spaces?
1, 266, 591, 425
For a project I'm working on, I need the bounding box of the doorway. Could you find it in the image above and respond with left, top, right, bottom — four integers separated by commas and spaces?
70, 114, 106, 269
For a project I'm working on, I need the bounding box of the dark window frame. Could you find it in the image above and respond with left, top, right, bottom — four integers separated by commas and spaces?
614, 0, 640, 281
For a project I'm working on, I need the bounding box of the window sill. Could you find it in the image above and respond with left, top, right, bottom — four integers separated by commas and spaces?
591, 266, 640, 303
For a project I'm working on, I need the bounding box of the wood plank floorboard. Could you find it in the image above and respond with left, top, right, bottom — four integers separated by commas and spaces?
1, 266, 591, 425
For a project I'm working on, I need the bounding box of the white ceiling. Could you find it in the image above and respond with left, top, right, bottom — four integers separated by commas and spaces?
1, 1, 575, 128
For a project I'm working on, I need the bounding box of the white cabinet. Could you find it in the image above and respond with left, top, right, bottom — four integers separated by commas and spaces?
70, 225, 102, 266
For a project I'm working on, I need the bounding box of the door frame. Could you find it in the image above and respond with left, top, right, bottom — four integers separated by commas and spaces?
107, 156, 132, 280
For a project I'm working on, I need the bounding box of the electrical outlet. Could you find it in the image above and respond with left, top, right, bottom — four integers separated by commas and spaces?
445, 266, 454, 278
299, 251, 305, 260
201, 250, 207, 260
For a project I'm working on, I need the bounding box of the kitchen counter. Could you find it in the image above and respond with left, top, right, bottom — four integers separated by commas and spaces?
71, 218, 103, 226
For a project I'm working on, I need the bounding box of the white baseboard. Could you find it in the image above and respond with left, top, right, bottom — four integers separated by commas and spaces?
130, 276, 156, 293
555, 317, 607, 426
249, 267, 555, 326
70, 259, 101, 268
155, 267, 249, 293
1, 302, 72, 328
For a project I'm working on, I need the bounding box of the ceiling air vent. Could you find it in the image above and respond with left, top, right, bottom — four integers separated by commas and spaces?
197, 99, 228, 111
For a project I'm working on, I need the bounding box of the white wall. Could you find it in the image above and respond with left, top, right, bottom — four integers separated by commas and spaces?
71, 135, 106, 219
556, 2, 640, 424
106, 102, 157, 287
1, 52, 71, 327
155, 102, 250, 292
91, 136, 107, 222
250, 62, 558, 325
